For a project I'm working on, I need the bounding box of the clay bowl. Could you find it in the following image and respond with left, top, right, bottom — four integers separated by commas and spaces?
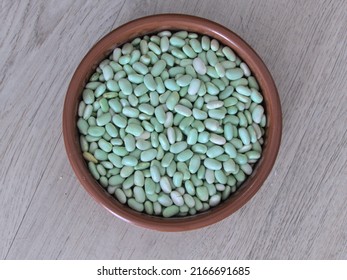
63, 14, 282, 231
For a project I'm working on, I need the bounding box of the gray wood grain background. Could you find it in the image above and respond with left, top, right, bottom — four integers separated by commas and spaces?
0, 0, 346, 259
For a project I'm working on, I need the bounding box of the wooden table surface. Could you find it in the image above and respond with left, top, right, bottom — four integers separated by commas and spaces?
1, 0, 346, 260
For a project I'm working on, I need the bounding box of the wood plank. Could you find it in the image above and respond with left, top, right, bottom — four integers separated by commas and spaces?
1, 0, 346, 259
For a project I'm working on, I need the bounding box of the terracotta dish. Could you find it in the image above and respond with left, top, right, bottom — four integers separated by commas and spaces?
63, 14, 282, 231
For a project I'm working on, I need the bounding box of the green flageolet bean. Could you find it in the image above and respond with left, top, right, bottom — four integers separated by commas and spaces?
196, 186, 209, 202
170, 190, 184, 206
201, 36, 210, 51
150, 164, 161, 183
122, 175, 134, 189
189, 38, 202, 53
121, 155, 138, 167
153, 201, 162, 215
215, 170, 227, 184
85, 135, 100, 143
96, 164, 107, 176
120, 166, 134, 178
151, 60, 166, 77
170, 36, 185, 47
192, 143, 208, 154
163, 78, 179, 91
204, 158, 222, 170
167, 161, 177, 178
144, 201, 154, 215
176, 74, 193, 87
137, 170, 149, 184
230, 138, 243, 149
80, 136, 89, 152
206, 146, 224, 158
133, 186, 146, 203
238, 127, 251, 145
128, 73, 143, 84
108, 167, 120, 177
87, 126, 105, 137
140, 54, 150, 65
161, 152, 174, 168
206, 50, 218, 66
209, 194, 221, 207
95, 84, 106, 98
189, 155, 201, 174
185, 65, 197, 78
144, 177, 155, 195
83, 104, 93, 120
163, 205, 179, 218
179, 116, 194, 131
128, 198, 144, 212
222, 46, 236, 61
140, 149, 157, 162
115, 189, 127, 204
210, 39, 219, 51
197, 165, 206, 180
78, 101, 86, 117
160, 36, 170, 52
174, 104, 192, 117
108, 99, 121, 113
96, 112, 111, 126
132, 62, 149, 75
83, 151, 98, 163
159, 176, 172, 194
179, 206, 189, 215
176, 149, 193, 162
206, 67, 219, 79
111, 138, 123, 146
125, 123, 143, 137
98, 139, 112, 153
184, 180, 195, 196
205, 169, 215, 184
148, 42, 161, 55
248, 76, 259, 90
171, 172, 182, 188
124, 134, 135, 152
193, 57, 207, 76
206, 183, 217, 196
78, 31, 266, 217
182, 45, 197, 58
171, 48, 187, 59
88, 162, 100, 180
230, 78, 248, 87
77, 118, 89, 135
99, 98, 109, 112
252, 105, 265, 124
187, 128, 198, 145
108, 174, 124, 186
169, 141, 188, 154
100, 176, 108, 187
113, 146, 128, 157
226, 68, 244, 80
82, 89, 95, 104
123, 188, 133, 198
202, 202, 210, 211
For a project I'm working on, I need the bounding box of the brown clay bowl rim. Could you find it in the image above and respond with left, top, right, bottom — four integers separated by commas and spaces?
63, 14, 282, 232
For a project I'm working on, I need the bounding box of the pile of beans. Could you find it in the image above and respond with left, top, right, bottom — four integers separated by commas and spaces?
77, 30, 266, 218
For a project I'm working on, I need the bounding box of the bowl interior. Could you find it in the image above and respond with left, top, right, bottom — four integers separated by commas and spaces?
63, 14, 282, 231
